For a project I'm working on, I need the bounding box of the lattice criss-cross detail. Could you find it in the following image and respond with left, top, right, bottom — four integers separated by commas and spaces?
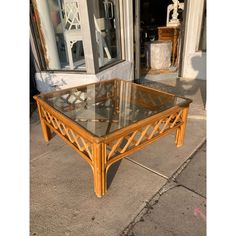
62, 90, 87, 104
106, 109, 183, 161
69, 40, 78, 49
40, 106, 93, 162
65, 1, 81, 30
51, 82, 116, 113
135, 89, 174, 111
51, 90, 88, 113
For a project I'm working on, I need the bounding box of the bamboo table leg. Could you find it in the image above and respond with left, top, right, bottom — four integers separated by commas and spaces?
93, 143, 107, 197
36, 102, 51, 143
175, 107, 189, 147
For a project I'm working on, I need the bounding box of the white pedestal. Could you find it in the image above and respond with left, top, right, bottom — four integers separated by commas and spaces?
145, 40, 172, 69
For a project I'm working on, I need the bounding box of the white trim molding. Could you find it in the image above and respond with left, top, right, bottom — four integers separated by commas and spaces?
122, 0, 134, 81
181, 0, 206, 80
35, 61, 132, 92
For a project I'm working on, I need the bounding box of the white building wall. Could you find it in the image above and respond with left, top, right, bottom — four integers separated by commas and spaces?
182, 0, 206, 80
35, 61, 132, 92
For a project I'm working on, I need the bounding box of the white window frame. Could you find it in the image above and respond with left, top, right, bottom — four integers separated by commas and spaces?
31, 0, 126, 74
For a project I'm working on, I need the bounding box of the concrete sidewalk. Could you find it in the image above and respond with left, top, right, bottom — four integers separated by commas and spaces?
122, 142, 206, 236
30, 78, 206, 236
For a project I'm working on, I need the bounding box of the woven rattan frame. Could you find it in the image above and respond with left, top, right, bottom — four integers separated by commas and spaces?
34, 79, 191, 197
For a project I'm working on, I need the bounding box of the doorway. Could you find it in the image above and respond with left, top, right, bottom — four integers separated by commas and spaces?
134, 0, 185, 82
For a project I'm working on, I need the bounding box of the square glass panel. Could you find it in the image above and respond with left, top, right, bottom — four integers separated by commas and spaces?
39, 79, 190, 137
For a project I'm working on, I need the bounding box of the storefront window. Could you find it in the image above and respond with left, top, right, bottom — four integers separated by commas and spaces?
92, 0, 122, 68
31, 0, 122, 72
48, 0, 86, 71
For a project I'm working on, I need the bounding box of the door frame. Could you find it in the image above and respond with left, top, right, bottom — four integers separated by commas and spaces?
134, 0, 140, 82
133, 0, 188, 82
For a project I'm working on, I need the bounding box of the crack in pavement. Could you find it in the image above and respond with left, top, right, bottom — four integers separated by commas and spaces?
120, 181, 178, 236
121, 182, 206, 236
120, 141, 206, 236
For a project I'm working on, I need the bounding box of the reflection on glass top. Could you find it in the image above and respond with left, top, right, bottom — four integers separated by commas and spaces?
39, 79, 189, 137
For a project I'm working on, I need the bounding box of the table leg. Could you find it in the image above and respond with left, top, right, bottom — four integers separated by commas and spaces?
37, 102, 51, 143
176, 107, 189, 147
93, 143, 107, 197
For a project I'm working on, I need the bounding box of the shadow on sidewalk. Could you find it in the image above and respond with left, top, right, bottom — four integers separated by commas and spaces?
107, 160, 122, 189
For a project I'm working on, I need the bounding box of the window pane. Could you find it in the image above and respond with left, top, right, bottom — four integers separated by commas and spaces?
92, 0, 122, 68
47, 0, 86, 71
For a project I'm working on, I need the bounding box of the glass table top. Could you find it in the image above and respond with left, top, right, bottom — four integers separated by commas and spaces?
39, 79, 190, 137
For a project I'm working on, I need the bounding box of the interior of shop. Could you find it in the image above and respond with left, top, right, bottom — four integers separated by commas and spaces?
139, 0, 185, 77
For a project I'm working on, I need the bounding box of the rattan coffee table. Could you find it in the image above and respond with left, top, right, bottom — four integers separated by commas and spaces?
34, 79, 192, 197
